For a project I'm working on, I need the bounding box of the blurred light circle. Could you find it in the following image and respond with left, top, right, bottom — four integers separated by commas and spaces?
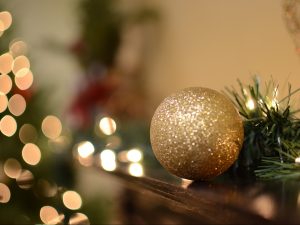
77, 141, 94, 158
0, 11, 12, 31
62, 191, 82, 210
4, 158, 22, 179
69, 213, 90, 225
100, 149, 116, 162
0, 74, 12, 95
40, 206, 61, 225
100, 149, 117, 171
8, 94, 26, 116
19, 124, 37, 144
42, 115, 62, 140
99, 117, 116, 135
9, 40, 27, 57
127, 149, 143, 163
128, 163, 144, 177
0, 94, 8, 113
16, 169, 34, 189
0, 115, 17, 137
0, 53, 13, 74
22, 143, 41, 166
12, 55, 30, 77
0, 183, 11, 203
14, 70, 33, 90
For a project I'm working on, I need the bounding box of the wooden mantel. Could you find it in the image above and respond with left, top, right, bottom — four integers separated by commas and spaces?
95, 167, 300, 224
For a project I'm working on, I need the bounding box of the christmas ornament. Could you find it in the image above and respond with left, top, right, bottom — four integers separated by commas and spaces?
150, 87, 244, 180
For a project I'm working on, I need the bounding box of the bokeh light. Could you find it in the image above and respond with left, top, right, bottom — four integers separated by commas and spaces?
4, 158, 22, 179
246, 99, 255, 110
62, 190, 82, 210
22, 143, 41, 166
251, 195, 275, 219
0, 53, 13, 74
19, 124, 38, 144
14, 70, 33, 90
99, 117, 116, 135
9, 40, 28, 57
128, 163, 144, 177
77, 141, 94, 158
295, 157, 300, 164
42, 115, 62, 140
0, 183, 11, 203
69, 213, 90, 225
0, 74, 12, 95
0, 93, 8, 113
40, 206, 62, 225
8, 94, 26, 116
100, 149, 117, 171
0, 11, 12, 31
127, 148, 143, 163
12, 55, 30, 77
16, 169, 34, 189
0, 115, 17, 137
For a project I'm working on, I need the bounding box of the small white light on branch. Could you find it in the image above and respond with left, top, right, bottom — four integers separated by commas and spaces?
246, 99, 255, 110
295, 157, 300, 164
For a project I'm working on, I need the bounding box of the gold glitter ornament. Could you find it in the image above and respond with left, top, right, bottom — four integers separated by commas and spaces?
150, 87, 244, 180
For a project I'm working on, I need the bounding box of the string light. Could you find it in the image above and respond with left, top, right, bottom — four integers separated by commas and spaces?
128, 163, 144, 177
126, 148, 143, 163
62, 190, 82, 210
3, 158, 22, 179
9, 40, 27, 57
0, 11, 12, 32
99, 117, 116, 135
19, 124, 38, 144
41, 115, 62, 140
12, 55, 30, 77
8, 94, 26, 116
77, 141, 95, 158
14, 70, 33, 90
0, 93, 8, 113
0, 53, 13, 74
0, 183, 11, 203
0, 74, 12, 95
40, 206, 62, 225
69, 213, 90, 225
246, 98, 255, 110
100, 149, 117, 171
0, 115, 17, 137
22, 143, 41, 166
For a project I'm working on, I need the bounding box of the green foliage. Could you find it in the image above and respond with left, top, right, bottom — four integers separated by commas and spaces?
78, 0, 159, 68
225, 77, 300, 180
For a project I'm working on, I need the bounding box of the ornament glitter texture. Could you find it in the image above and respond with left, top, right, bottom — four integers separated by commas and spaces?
150, 87, 244, 180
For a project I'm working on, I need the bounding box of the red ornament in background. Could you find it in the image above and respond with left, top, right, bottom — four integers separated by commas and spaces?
68, 69, 120, 130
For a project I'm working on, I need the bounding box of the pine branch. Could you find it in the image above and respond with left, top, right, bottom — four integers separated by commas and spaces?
225, 77, 300, 180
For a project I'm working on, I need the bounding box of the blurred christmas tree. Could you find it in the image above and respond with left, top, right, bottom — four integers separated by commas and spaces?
69, 0, 163, 177
0, 8, 93, 225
